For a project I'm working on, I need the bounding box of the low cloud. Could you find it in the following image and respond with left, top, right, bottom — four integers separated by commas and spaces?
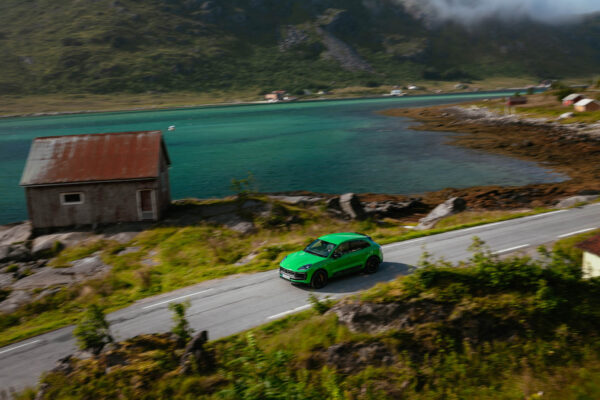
397, 0, 600, 25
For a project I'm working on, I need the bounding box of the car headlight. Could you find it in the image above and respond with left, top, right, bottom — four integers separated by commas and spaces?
298, 264, 313, 271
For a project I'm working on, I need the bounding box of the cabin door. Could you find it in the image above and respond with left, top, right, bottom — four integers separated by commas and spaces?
138, 189, 156, 220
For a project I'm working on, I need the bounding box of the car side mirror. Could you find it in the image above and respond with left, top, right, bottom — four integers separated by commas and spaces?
332, 252, 340, 259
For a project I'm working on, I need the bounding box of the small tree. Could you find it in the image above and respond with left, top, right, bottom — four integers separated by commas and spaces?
169, 301, 193, 345
230, 172, 256, 199
73, 304, 113, 354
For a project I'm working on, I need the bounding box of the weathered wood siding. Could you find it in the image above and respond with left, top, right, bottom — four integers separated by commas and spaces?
26, 179, 163, 229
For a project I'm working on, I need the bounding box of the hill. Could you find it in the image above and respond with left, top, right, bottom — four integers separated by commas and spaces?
0, 0, 599, 95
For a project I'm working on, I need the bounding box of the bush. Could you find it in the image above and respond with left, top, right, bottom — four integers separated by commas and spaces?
169, 302, 193, 345
308, 293, 333, 314
73, 304, 113, 353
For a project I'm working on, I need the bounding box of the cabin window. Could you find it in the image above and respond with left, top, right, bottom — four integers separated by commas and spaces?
60, 192, 84, 205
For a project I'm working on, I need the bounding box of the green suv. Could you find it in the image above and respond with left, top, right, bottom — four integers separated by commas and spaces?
279, 233, 383, 289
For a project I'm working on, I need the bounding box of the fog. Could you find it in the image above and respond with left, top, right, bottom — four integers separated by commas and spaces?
397, 0, 600, 25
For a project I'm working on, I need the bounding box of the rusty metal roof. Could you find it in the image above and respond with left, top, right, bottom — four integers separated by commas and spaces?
577, 234, 600, 256
20, 131, 170, 186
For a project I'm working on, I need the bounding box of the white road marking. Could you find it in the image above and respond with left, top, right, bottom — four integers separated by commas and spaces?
267, 304, 311, 320
0, 340, 40, 356
142, 289, 213, 310
493, 244, 530, 255
383, 238, 425, 249
558, 227, 597, 238
382, 210, 569, 250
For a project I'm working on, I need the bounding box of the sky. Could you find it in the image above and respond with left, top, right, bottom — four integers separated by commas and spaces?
398, 0, 600, 24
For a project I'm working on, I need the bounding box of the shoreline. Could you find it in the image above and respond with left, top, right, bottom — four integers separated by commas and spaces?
376, 99, 600, 209
0, 88, 531, 120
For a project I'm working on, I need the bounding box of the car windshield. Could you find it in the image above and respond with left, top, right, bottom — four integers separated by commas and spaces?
304, 239, 336, 258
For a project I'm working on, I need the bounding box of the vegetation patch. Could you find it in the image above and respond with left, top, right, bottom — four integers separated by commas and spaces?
21, 238, 600, 399
0, 197, 563, 347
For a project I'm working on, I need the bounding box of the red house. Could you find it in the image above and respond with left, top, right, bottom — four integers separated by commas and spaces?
562, 93, 584, 106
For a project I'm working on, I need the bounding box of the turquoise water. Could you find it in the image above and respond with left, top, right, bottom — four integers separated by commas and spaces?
0, 93, 566, 224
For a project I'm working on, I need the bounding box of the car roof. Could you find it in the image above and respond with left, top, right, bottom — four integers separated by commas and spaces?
318, 232, 370, 245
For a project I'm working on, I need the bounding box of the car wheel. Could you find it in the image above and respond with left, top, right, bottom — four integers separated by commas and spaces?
311, 270, 328, 289
365, 256, 380, 274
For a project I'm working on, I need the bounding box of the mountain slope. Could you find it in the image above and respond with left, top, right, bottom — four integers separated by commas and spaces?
0, 0, 598, 95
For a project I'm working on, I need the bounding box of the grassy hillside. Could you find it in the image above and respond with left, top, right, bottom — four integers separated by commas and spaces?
0, 0, 599, 95
20, 235, 600, 399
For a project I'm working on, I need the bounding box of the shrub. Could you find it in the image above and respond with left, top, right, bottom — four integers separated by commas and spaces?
169, 301, 193, 345
73, 304, 113, 353
308, 293, 333, 314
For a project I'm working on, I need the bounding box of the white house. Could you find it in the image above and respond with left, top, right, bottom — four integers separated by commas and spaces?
577, 235, 600, 279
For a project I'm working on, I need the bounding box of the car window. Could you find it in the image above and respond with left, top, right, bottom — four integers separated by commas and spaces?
350, 240, 370, 252
334, 242, 351, 256
304, 239, 336, 257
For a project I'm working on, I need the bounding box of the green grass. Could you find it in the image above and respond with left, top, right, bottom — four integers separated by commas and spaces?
0, 199, 559, 348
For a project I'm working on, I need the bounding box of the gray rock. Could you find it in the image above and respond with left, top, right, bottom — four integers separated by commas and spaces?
103, 231, 139, 244
0, 272, 14, 288
11, 268, 76, 290
555, 195, 599, 208
70, 255, 111, 278
0, 245, 9, 262
417, 197, 466, 230
365, 200, 427, 219
235, 252, 258, 266
0, 221, 31, 246
116, 246, 141, 256
7, 244, 31, 262
339, 193, 366, 220
32, 232, 96, 257
208, 213, 256, 234
325, 341, 393, 373
268, 196, 323, 206
0, 290, 31, 313
11, 255, 110, 291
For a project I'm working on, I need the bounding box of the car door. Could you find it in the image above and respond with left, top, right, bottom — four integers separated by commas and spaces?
342, 240, 369, 274
329, 241, 352, 277
350, 240, 372, 270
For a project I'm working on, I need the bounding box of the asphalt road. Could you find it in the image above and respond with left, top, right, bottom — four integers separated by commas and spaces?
2, 203, 600, 391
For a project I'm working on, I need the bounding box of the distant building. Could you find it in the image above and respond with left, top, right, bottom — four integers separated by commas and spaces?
577, 234, 600, 279
265, 90, 286, 102
506, 96, 528, 106
574, 99, 600, 112
562, 93, 584, 106
20, 131, 171, 230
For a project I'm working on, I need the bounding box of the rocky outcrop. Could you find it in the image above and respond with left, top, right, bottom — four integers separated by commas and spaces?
324, 341, 394, 373
179, 330, 215, 374
332, 301, 449, 334
364, 199, 428, 219
417, 197, 466, 230
0, 221, 31, 246
0, 255, 111, 313
339, 193, 366, 220
31, 232, 97, 258
555, 195, 600, 208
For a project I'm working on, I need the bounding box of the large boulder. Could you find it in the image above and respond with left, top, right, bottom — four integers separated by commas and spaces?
339, 193, 366, 220
417, 197, 466, 230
